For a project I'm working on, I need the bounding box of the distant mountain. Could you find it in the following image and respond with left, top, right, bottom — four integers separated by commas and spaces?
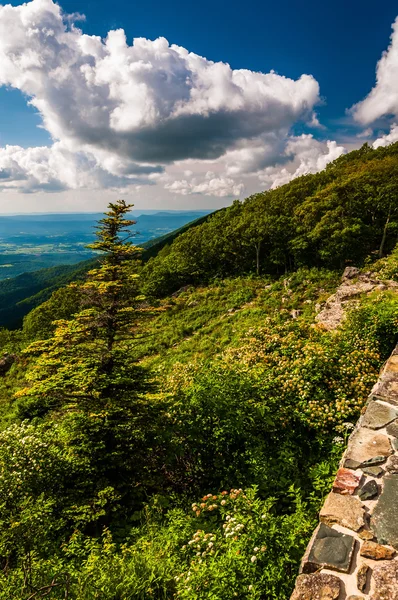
0, 211, 214, 329
0, 210, 212, 282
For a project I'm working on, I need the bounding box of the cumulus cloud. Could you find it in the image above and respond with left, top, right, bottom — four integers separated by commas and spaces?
0, 143, 159, 192
0, 0, 322, 194
373, 123, 398, 148
165, 171, 244, 197
257, 135, 346, 188
352, 17, 398, 125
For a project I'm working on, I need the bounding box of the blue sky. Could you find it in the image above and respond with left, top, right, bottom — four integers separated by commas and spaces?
0, 0, 397, 212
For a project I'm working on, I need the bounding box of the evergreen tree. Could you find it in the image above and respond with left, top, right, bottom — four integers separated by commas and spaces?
16, 200, 145, 417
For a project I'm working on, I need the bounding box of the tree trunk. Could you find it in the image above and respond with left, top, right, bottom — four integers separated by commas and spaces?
378, 208, 391, 258
255, 242, 261, 275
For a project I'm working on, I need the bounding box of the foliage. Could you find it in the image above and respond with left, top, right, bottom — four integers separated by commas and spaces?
15, 200, 145, 418
142, 142, 398, 297
0, 153, 397, 599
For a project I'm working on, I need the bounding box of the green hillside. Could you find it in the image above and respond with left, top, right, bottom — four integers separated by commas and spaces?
0, 146, 397, 599
141, 142, 398, 297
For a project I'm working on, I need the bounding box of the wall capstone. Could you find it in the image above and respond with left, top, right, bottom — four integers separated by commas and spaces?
290, 345, 398, 600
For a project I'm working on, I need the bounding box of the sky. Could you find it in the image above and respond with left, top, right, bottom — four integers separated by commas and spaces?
0, 0, 398, 213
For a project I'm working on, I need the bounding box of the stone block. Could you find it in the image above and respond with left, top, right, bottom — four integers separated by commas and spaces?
372, 474, 398, 549
358, 528, 375, 540
361, 455, 387, 467
358, 479, 378, 500
290, 573, 341, 600
357, 563, 369, 592
320, 492, 365, 531
360, 540, 395, 560
361, 401, 398, 430
301, 523, 355, 574
332, 467, 361, 494
386, 419, 398, 437
361, 466, 384, 477
370, 561, 398, 600
371, 373, 398, 406
344, 458, 361, 469
386, 456, 398, 474
345, 428, 392, 464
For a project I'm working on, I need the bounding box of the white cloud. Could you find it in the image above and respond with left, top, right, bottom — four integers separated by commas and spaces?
373, 123, 398, 148
357, 128, 373, 139
352, 17, 398, 125
257, 135, 346, 188
165, 171, 244, 197
0, 0, 322, 195
0, 142, 156, 192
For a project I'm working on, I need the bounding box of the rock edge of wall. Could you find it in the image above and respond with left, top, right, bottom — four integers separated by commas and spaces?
290, 345, 398, 600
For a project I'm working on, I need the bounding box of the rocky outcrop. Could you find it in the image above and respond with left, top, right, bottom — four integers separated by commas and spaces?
290, 346, 398, 600
315, 267, 398, 330
0, 353, 15, 376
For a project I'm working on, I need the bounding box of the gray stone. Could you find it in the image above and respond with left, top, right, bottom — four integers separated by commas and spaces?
345, 428, 392, 464
358, 479, 378, 500
361, 466, 385, 477
371, 374, 398, 406
344, 458, 361, 469
0, 354, 15, 376
303, 523, 356, 573
361, 455, 387, 467
387, 456, 398, 474
357, 563, 369, 592
370, 561, 398, 600
342, 266, 360, 280
361, 401, 398, 429
320, 493, 365, 532
393, 438, 398, 452
372, 474, 398, 549
386, 419, 398, 437
291, 573, 341, 600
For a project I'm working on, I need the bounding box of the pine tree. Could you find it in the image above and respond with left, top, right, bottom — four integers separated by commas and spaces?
16, 200, 145, 417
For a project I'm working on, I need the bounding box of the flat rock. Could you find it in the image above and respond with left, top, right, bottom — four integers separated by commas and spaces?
359, 528, 375, 540
387, 456, 398, 474
302, 523, 356, 574
362, 401, 398, 429
371, 373, 398, 406
332, 468, 361, 494
370, 561, 398, 600
357, 563, 369, 592
290, 573, 341, 600
372, 474, 398, 549
361, 455, 387, 467
360, 540, 395, 560
346, 428, 392, 464
320, 493, 365, 532
362, 466, 385, 477
359, 479, 379, 500
384, 354, 398, 374
386, 419, 398, 437
344, 458, 361, 469
347, 597, 365, 600
393, 439, 398, 451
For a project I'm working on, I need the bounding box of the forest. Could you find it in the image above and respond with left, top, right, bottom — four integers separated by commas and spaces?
0, 142, 398, 599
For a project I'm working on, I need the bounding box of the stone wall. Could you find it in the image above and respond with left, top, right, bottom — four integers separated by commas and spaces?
290, 345, 398, 600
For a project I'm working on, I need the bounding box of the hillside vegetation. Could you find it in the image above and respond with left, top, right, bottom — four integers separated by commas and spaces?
0, 144, 397, 599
